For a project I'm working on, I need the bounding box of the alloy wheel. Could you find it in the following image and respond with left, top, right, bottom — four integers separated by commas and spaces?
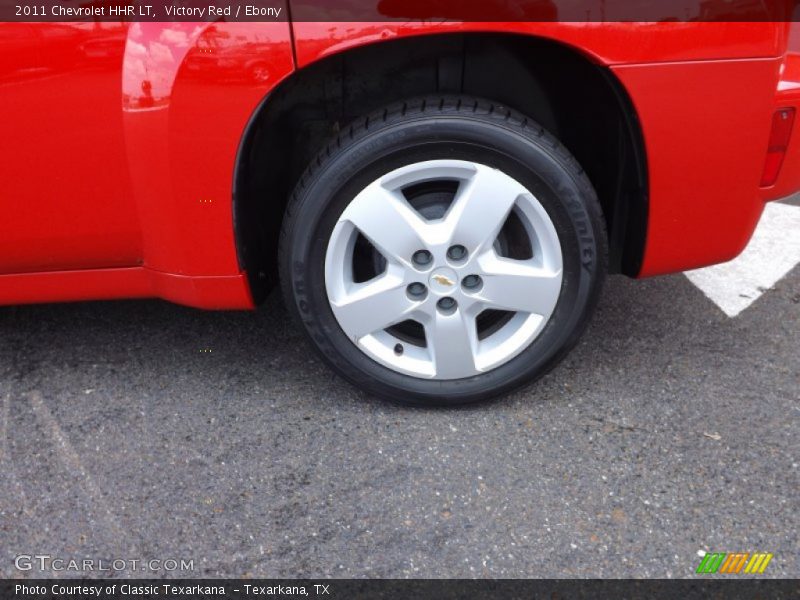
324, 159, 564, 380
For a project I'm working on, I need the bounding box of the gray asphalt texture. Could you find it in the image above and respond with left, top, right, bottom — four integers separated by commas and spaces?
1, 265, 798, 578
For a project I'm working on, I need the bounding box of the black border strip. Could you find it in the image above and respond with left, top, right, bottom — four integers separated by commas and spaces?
3, 0, 800, 23
4, 579, 800, 600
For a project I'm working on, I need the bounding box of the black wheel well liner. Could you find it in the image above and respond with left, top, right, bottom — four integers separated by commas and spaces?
234, 32, 648, 303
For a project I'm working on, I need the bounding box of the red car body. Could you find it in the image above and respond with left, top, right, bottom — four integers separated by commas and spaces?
1, 8, 799, 309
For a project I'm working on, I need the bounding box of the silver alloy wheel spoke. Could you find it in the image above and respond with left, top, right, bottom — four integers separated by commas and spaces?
325, 159, 564, 380
444, 165, 526, 255
329, 272, 413, 340
424, 310, 480, 379
341, 185, 430, 267
476, 253, 562, 316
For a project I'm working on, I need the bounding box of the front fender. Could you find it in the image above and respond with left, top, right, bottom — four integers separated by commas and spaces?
121, 19, 295, 294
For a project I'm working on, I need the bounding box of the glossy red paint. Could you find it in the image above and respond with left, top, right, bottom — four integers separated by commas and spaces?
122, 21, 294, 282
0, 14, 798, 307
762, 40, 800, 199
1, 17, 294, 308
0, 267, 251, 309
614, 57, 783, 276
1, 22, 140, 274
291, 21, 787, 68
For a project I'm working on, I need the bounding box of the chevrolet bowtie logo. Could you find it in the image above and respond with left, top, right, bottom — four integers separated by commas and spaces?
432, 274, 455, 287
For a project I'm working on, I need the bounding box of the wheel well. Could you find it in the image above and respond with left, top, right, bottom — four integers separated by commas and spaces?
234, 32, 648, 303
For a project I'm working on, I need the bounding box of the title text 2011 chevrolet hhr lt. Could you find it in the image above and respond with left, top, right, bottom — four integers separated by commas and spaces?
2, 6, 799, 404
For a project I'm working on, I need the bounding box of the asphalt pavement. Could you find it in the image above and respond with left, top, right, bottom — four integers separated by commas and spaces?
1, 259, 798, 578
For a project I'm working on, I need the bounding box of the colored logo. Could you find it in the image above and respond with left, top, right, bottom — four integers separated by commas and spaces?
432, 274, 455, 287
428, 267, 459, 293
696, 552, 773, 574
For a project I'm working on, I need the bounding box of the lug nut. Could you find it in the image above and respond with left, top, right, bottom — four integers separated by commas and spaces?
412, 250, 433, 267
462, 274, 483, 290
437, 297, 457, 313
447, 245, 468, 262
407, 282, 427, 299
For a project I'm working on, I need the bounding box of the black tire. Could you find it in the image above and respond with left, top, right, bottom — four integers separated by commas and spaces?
279, 96, 607, 406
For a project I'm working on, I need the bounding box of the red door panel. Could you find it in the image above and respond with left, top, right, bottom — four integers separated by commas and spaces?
0, 22, 142, 274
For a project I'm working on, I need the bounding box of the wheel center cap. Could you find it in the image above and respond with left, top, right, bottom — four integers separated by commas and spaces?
428, 267, 459, 294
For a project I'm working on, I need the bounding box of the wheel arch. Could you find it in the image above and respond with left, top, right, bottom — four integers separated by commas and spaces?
234, 31, 648, 303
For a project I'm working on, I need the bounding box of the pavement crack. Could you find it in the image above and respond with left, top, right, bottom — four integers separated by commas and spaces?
588, 416, 638, 433
0, 393, 8, 464
27, 390, 136, 551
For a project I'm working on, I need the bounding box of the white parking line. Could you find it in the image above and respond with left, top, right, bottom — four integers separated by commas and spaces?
684, 202, 800, 318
